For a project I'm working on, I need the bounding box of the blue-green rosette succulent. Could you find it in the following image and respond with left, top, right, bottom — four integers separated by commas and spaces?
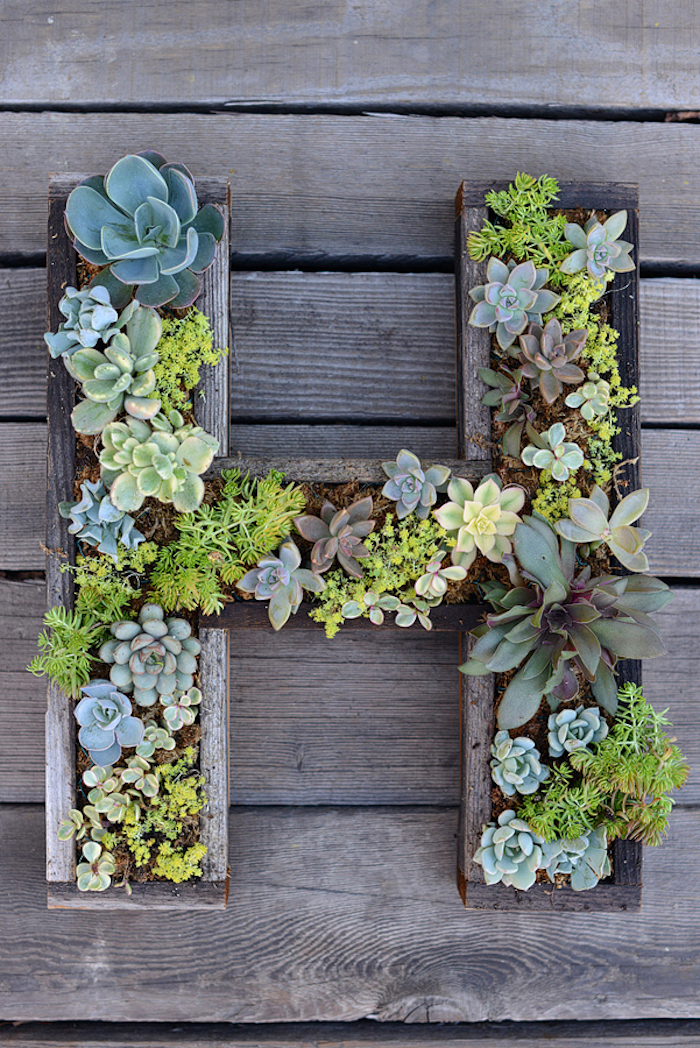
65, 151, 225, 309
473, 809, 545, 890
541, 826, 611, 891
381, 449, 451, 519
58, 478, 145, 562
44, 285, 122, 358
561, 211, 634, 281
74, 680, 144, 765
547, 706, 608, 758
468, 258, 561, 352
237, 538, 326, 631
490, 730, 550, 796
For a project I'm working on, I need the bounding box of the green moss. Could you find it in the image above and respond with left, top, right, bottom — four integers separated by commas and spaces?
151, 308, 226, 414
310, 514, 448, 638
153, 841, 207, 883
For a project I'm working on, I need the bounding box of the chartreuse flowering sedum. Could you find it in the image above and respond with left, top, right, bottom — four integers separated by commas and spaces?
432, 474, 525, 569
381, 450, 451, 519
554, 484, 651, 573
490, 731, 550, 796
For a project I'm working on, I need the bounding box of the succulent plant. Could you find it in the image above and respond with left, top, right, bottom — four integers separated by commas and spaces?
381, 450, 451, 519
57, 807, 102, 842
415, 549, 468, 598
548, 706, 608, 758
521, 422, 584, 482
237, 538, 326, 630
161, 686, 202, 731
341, 591, 402, 626
433, 474, 525, 570
472, 810, 546, 890
479, 364, 537, 458
44, 285, 124, 358
65, 303, 163, 434
65, 151, 225, 309
74, 680, 144, 764
99, 603, 201, 707
460, 514, 671, 728
76, 840, 116, 892
565, 373, 611, 420
135, 719, 177, 759
99, 410, 219, 514
516, 318, 587, 404
82, 764, 120, 800
59, 479, 145, 562
490, 730, 550, 796
468, 257, 561, 352
294, 496, 375, 577
554, 485, 651, 573
394, 595, 437, 630
561, 211, 635, 281
541, 826, 611, 891
121, 755, 159, 798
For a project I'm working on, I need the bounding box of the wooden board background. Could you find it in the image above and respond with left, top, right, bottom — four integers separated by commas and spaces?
2, 4, 700, 1031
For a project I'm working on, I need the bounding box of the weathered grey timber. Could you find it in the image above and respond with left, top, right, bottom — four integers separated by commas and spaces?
1, 804, 699, 1023
2, 0, 700, 110
206, 457, 487, 484
5, 271, 700, 426
2, 116, 700, 265
43, 176, 231, 910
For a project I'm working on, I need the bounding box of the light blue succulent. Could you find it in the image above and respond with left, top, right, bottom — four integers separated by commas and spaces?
74, 680, 144, 765
44, 285, 125, 358
65, 150, 225, 309
548, 706, 608, 758
237, 538, 326, 631
381, 450, 451, 519
468, 257, 561, 352
521, 422, 584, 482
490, 730, 550, 796
58, 479, 145, 562
541, 826, 611, 891
561, 211, 635, 281
473, 809, 545, 890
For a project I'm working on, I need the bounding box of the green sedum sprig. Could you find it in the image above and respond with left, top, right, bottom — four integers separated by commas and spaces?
28, 607, 106, 698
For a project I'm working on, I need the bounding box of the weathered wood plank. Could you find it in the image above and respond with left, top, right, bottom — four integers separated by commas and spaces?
2, 115, 700, 264
5, 1017, 700, 1048
5, 581, 697, 806
46, 881, 228, 910
8, 271, 700, 425
208, 456, 486, 484
2, 0, 700, 110
198, 628, 230, 882
0, 804, 699, 1022
229, 426, 459, 459
201, 601, 482, 631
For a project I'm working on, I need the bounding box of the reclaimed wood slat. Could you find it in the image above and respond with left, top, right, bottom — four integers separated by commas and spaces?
2, 423, 700, 573
2, 0, 700, 110
207, 457, 487, 484
6, 1019, 700, 1048
0, 804, 699, 1022
7, 271, 700, 425
4, 582, 698, 807
3, 115, 700, 264
201, 601, 482, 631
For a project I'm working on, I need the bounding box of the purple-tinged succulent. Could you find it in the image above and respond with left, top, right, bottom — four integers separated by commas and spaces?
381, 450, 451, 519
479, 364, 537, 458
517, 319, 587, 405
294, 496, 375, 577
468, 257, 561, 352
237, 538, 326, 631
561, 211, 635, 281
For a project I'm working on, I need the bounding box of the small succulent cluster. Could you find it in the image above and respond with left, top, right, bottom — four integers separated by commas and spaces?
74, 680, 144, 765
542, 827, 611, 891
554, 484, 651, 572
468, 258, 561, 351
521, 422, 584, 482
561, 211, 635, 281
237, 538, 326, 630
45, 285, 123, 358
547, 706, 608, 758
381, 450, 451, 519
294, 496, 375, 577
490, 731, 550, 796
478, 365, 537, 458
100, 410, 219, 514
59, 479, 145, 563
433, 474, 525, 569
565, 373, 611, 420
516, 318, 587, 404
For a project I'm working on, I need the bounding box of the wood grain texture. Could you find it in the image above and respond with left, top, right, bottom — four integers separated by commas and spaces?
2, 0, 700, 110
201, 601, 483, 632
208, 456, 487, 484
47, 881, 227, 910
1, 804, 699, 1023
4, 583, 696, 807
3, 115, 700, 264
199, 628, 230, 883
0, 423, 47, 568
6, 1018, 700, 1048
454, 207, 492, 462
8, 270, 700, 425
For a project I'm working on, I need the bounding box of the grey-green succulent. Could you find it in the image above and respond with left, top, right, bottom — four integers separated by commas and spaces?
468, 257, 561, 352
478, 365, 537, 458
65, 150, 225, 309
548, 706, 608, 758
516, 318, 587, 404
99, 603, 201, 707
44, 285, 123, 358
99, 410, 219, 513
76, 840, 116, 892
565, 374, 611, 420
340, 591, 401, 626
135, 719, 177, 759
120, 755, 159, 798
59, 478, 145, 562
472, 810, 546, 890
57, 807, 102, 842
490, 730, 550, 796
381, 450, 451, 519
553, 484, 651, 572
294, 496, 375, 577
394, 595, 437, 630
561, 211, 635, 281
74, 680, 144, 764
237, 538, 326, 630
161, 686, 202, 731
65, 303, 163, 434
541, 826, 611, 891
460, 514, 671, 728
415, 550, 467, 598
432, 474, 526, 569
521, 422, 584, 482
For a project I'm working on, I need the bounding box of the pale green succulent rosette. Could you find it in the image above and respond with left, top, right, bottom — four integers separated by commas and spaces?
381, 449, 451, 519
561, 210, 635, 281
74, 680, 144, 765
521, 422, 584, 483
541, 826, 611, 891
432, 474, 525, 569
237, 538, 326, 631
76, 840, 116, 892
554, 484, 651, 573
468, 257, 561, 352
473, 809, 546, 890
565, 375, 611, 420
490, 730, 550, 797
547, 705, 608, 758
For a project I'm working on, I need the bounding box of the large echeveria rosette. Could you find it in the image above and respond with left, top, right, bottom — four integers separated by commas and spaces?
468, 258, 561, 352
64, 151, 225, 309
74, 680, 144, 764
432, 474, 525, 570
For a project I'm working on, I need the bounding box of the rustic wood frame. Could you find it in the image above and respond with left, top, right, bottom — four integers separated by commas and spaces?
45, 174, 231, 910
455, 181, 643, 911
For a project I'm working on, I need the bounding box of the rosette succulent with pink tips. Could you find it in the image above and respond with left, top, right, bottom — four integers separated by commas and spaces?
517, 318, 587, 405
294, 496, 375, 578
432, 474, 526, 570
237, 538, 326, 630
468, 257, 561, 352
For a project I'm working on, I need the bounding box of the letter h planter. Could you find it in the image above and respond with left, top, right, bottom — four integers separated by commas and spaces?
45, 174, 231, 909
